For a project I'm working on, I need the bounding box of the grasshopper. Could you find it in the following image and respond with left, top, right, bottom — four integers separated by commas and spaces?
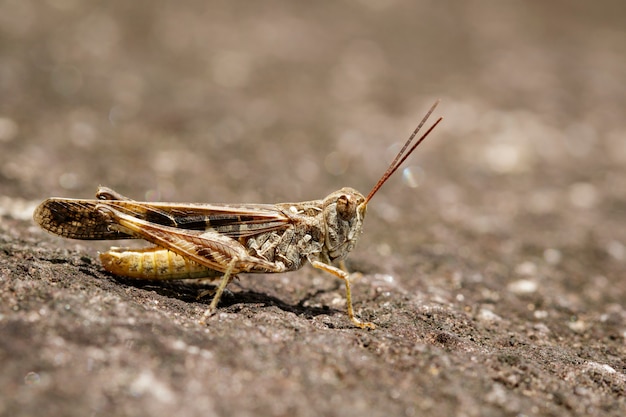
34, 101, 442, 329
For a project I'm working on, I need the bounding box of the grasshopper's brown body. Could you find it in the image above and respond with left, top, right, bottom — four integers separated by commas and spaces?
34, 102, 442, 328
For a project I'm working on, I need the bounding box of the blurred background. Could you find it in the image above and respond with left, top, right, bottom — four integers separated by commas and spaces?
0, 0, 624, 273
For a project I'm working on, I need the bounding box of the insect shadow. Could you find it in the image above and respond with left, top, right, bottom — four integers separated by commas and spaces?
108, 274, 337, 320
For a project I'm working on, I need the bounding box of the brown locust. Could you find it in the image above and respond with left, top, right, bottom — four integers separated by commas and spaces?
34, 101, 442, 329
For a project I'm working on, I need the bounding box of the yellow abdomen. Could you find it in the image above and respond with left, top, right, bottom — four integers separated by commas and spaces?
100, 247, 219, 280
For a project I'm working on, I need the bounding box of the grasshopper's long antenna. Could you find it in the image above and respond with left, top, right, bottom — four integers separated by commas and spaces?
365, 100, 443, 203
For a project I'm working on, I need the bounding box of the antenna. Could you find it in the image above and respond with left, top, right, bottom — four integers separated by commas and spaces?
365, 100, 442, 203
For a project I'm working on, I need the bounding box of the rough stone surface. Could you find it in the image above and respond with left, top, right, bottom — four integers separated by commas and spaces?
1, 1, 625, 416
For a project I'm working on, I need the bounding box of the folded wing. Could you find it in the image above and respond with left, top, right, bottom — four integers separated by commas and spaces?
34, 191, 292, 241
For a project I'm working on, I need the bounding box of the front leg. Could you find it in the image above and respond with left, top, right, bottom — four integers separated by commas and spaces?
308, 258, 375, 329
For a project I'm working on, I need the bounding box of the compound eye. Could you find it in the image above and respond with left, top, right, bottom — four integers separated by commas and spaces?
336, 194, 356, 221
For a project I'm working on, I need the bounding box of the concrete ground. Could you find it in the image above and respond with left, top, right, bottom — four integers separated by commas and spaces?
1, 1, 625, 416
